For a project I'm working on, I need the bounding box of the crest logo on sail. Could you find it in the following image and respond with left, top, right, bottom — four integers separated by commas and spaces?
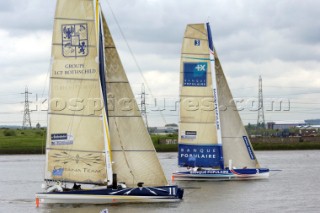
183, 62, 207, 87
62, 24, 88, 57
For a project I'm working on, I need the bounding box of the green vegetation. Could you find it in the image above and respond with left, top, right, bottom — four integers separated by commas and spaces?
150, 133, 320, 152
1, 129, 320, 154
251, 141, 320, 150
151, 134, 178, 152
0, 128, 46, 154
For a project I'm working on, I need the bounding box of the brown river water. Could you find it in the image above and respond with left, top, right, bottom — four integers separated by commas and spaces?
0, 151, 319, 213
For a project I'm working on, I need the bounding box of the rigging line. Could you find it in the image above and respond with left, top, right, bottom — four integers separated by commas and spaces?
113, 119, 136, 184
106, 0, 167, 125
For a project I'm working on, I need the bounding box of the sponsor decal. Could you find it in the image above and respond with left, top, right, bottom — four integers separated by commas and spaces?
51, 133, 74, 145
190, 170, 229, 175
52, 167, 64, 176
183, 62, 207, 87
178, 144, 223, 167
62, 23, 88, 57
243, 136, 255, 160
181, 131, 197, 140
213, 88, 220, 130
194, 39, 200, 46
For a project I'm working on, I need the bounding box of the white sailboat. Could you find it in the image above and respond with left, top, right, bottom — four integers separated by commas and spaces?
35, 0, 183, 205
172, 23, 269, 181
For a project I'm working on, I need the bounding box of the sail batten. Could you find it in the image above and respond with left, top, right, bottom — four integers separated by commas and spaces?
48, 113, 102, 117
47, 148, 105, 153
55, 17, 95, 22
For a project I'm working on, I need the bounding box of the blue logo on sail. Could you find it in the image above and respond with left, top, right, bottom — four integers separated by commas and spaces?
62, 24, 88, 57
183, 62, 207, 87
52, 168, 64, 176
243, 136, 255, 160
178, 144, 223, 167
194, 39, 200, 46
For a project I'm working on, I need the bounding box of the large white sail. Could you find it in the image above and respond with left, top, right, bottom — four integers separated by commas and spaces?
178, 24, 223, 168
45, 0, 108, 184
214, 49, 260, 168
101, 15, 168, 187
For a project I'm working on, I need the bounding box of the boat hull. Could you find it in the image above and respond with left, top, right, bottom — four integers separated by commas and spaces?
36, 185, 183, 204
172, 168, 269, 181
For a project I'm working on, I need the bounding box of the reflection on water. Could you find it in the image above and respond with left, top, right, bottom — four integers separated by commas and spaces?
0, 151, 320, 213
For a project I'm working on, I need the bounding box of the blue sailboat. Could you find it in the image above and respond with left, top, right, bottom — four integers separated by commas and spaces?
172, 23, 269, 181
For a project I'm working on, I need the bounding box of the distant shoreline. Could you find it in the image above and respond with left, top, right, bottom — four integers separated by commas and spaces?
1, 142, 320, 155
1, 129, 320, 155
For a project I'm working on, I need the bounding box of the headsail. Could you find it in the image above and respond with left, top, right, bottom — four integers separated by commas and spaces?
178, 24, 223, 168
45, 0, 109, 184
101, 14, 168, 187
214, 47, 260, 168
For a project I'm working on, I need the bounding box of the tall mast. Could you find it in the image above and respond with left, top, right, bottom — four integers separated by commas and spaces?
206, 23, 224, 169
97, 2, 113, 185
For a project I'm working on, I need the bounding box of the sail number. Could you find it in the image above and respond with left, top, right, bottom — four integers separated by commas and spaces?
169, 187, 176, 195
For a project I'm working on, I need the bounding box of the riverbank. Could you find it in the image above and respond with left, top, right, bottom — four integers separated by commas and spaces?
0, 128, 45, 154
151, 134, 320, 151
1, 129, 320, 154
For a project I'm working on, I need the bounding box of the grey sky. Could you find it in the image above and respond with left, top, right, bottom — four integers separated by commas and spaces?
0, 0, 319, 126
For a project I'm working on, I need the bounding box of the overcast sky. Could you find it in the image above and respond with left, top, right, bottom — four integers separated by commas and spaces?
0, 0, 319, 127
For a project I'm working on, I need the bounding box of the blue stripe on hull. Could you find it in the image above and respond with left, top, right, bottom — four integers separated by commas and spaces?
172, 168, 269, 180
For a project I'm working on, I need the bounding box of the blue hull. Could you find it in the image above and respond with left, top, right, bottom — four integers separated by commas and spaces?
36, 185, 183, 204
172, 168, 269, 181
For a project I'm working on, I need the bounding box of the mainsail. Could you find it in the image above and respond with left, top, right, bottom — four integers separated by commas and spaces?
101, 15, 168, 187
45, 0, 108, 184
178, 24, 223, 168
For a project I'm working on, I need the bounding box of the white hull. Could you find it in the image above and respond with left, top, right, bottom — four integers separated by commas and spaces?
36, 193, 181, 204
